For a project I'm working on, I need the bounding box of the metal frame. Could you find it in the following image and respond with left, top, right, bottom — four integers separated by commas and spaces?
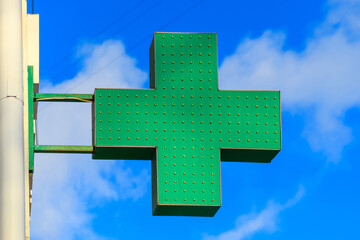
29, 32, 282, 218
28, 69, 94, 166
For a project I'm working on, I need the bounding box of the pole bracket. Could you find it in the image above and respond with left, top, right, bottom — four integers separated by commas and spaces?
34, 93, 93, 102
34, 145, 93, 154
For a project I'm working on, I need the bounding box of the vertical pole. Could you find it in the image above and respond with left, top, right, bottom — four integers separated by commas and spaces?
0, 0, 26, 239
22, 1, 31, 238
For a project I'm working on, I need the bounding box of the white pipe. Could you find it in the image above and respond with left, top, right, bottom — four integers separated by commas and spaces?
0, 0, 26, 239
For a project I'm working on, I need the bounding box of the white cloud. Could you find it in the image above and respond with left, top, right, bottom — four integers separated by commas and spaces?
219, 0, 360, 162
31, 40, 150, 240
203, 185, 305, 240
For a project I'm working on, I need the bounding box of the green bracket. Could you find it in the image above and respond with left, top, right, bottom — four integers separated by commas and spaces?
27, 69, 94, 171
34, 145, 93, 154
28, 66, 35, 173
35, 93, 93, 102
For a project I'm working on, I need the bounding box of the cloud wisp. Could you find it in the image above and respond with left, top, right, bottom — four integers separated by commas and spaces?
203, 185, 305, 240
219, 0, 360, 162
31, 40, 150, 240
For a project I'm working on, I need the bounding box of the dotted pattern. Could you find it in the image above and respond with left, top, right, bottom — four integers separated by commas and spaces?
93, 33, 281, 214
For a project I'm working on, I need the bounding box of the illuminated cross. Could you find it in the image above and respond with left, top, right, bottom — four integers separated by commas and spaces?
93, 32, 281, 217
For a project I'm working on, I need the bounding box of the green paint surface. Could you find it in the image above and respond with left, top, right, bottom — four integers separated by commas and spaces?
28, 66, 35, 172
35, 93, 93, 102
93, 33, 281, 216
34, 145, 93, 154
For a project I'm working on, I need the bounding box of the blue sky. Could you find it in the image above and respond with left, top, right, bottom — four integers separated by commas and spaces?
30, 0, 360, 239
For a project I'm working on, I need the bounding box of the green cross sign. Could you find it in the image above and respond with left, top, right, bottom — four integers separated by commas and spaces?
92, 32, 281, 217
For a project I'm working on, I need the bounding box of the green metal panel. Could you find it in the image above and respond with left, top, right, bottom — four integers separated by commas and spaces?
93, 33, 281, 216
34, 145, 93, 154
28, 66, 35, 173
35, 93, 93, 102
